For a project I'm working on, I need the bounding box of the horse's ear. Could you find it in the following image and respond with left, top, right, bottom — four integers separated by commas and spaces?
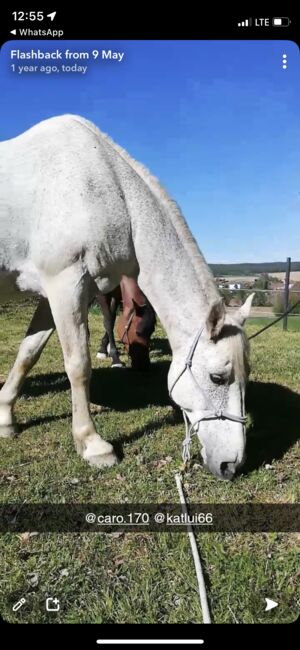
234, 293, 255, 326
132, 298, 146, 317
206, 298, 226, 339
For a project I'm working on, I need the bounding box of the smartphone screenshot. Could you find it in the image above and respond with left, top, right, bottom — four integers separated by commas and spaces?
0, 7, 299, 642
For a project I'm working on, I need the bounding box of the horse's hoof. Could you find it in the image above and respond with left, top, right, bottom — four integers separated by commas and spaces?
111, 363, 125, 368
96, 352, 107, 360
86, 451, 119, 468
81, 436, 118, 467
0, 424, 17, 438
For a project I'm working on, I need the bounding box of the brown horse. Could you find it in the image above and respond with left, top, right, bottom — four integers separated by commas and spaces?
94, 276, 156, 370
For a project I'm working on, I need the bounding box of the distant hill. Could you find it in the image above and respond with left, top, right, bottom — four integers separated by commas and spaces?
209, 262, 300, 276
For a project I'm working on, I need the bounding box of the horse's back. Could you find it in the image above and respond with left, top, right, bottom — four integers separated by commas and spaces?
1, 114, 101, 149
0, 115, 139, 290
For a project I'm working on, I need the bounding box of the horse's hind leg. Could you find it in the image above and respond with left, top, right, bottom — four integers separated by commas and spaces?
96, 331, 109, 360
43, 265, 118, 468
0, 298, 55, 437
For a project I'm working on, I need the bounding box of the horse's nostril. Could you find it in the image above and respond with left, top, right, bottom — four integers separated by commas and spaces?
220, 462, 235, 480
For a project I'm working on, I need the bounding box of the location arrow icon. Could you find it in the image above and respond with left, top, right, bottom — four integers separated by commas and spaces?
265, 598, 278, 611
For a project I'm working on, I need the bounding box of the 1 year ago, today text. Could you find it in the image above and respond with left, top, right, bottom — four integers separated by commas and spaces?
9, 48, 125, 75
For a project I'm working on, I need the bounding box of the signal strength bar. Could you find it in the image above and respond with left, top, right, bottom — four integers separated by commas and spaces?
238, 18, 252, 27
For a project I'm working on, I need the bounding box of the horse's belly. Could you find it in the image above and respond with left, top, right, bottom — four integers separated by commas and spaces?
5, 260, 45, 294
94, 277, 118, 293
0, 267, 45, 303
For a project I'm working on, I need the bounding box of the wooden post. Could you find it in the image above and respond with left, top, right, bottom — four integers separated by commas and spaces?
283, 257, 291, 331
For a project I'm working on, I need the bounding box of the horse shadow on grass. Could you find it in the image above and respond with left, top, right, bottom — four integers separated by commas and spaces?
16, 360, 171, 411
12, 362, 183, 456
243, 380, 300, 473
3, 370, 300, 473
150, 337, 172, 357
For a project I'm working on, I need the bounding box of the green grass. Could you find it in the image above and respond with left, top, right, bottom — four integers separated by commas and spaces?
249, 315, 300, 333
0, 301, 299, 624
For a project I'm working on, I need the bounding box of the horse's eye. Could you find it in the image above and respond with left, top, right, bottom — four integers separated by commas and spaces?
210, 373, 226, 385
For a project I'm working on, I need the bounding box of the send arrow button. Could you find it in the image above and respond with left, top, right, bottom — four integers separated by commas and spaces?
265, 598, 278, 611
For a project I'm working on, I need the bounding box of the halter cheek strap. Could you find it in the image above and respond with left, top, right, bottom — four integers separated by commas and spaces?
120, 303, 148, 345
120, 309, 135, 344
169, 326, 247, 462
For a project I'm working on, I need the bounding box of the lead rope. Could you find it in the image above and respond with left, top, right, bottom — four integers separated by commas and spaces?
182, 410, 199, 462
172, 298, 296, 625
171, 324, 246, 626
173, 300, 296, 625
176, 409, 212, 623
175, 473, 212, 624
177, 409, 212, 624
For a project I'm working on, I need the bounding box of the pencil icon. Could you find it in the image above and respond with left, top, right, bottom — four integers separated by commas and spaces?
12, 597, 26, 612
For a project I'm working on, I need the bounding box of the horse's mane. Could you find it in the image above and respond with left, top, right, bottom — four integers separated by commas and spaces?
218, 323, 250, 382
69, 115, 219, 305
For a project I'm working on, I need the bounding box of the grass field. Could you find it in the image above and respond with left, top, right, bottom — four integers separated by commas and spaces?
0, 299, 299, 624
249, 316, 300, 332
213, 271, 300, 283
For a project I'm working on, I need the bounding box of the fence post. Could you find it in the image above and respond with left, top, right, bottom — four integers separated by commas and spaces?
283, 256, 291, 331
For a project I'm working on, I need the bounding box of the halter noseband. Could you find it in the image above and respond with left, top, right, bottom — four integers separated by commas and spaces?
169, 326, 247, 462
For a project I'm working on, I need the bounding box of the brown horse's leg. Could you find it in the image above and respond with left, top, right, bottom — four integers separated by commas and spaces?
94, 293, 110, 359
95, 290, 124, 367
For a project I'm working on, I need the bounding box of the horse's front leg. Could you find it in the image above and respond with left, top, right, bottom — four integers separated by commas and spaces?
0, 297, 55, 437
43, 265, 118, 468
104, 295, 124, 368
94, 293, 110, 359
96, 292, 123, 367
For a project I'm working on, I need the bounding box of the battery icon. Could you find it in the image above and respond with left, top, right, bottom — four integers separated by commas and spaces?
272, 17, 291, 26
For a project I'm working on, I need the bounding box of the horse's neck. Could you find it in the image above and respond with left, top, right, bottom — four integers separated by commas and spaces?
100, 133, 219, 352
120, 276, 146, 311
95, 130, 220, 347
132, 201, 219, 354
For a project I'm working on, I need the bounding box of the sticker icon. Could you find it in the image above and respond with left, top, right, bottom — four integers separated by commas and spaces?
46, 597, 60, 612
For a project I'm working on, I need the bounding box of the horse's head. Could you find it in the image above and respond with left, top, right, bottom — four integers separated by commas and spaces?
117, 298, 156, 370
168, 294, 254, 480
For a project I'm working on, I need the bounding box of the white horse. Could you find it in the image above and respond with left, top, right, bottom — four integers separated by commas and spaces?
0, 115, 254, 479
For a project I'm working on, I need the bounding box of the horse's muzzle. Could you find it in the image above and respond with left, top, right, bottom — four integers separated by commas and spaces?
204, 458, 239, 481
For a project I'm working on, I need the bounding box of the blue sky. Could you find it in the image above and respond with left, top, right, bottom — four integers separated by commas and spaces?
1, 39, 299, 263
